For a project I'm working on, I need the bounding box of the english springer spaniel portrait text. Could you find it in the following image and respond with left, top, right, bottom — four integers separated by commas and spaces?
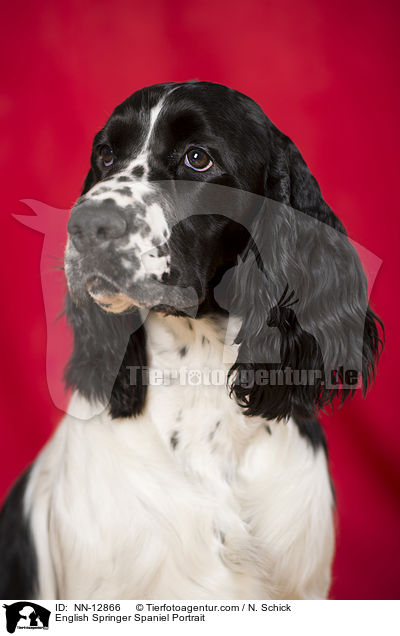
0, 81, 383, 600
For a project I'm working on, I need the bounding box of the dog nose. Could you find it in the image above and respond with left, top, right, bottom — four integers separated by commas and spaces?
68, 202, 127, 250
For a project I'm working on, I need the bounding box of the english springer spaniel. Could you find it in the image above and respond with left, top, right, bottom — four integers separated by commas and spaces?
0, 81, 382, 599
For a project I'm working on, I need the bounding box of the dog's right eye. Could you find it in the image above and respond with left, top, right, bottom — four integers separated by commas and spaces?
99, 145, 114, 167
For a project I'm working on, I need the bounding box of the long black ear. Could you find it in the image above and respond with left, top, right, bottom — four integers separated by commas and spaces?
229, 124, 383, 422
64, 294, 147, 418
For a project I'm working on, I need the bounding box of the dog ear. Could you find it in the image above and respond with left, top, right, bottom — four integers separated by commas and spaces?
229, 124, 383, 423
64, 293, 147, 418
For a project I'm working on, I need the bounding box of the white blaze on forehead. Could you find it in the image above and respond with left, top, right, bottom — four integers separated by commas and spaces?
85, 96, 167, 201
145, 99, 166, 151
84, 97, 168, 204
127, 98, 166, 175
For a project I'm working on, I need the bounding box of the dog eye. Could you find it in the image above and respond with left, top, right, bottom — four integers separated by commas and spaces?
99, 145, 114, 167
184, 148, 213, 172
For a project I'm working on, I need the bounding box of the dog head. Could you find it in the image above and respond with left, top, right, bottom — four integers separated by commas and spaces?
65, 81, 383, 420
65, 81, 263, 315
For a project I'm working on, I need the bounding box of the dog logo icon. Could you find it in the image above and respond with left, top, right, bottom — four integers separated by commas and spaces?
2, 602, 50, 633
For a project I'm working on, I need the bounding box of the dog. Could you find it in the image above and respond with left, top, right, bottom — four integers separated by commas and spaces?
0, 81, 382, 599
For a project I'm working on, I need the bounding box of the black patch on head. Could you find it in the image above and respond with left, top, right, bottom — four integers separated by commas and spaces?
0, 467, 38, 599
179, 346, 187, 358
265, 424, 272, 435
170, 431, 179, 450
118, 175, 130, 182
131, 165, 145, 178
202, 336, 208, 345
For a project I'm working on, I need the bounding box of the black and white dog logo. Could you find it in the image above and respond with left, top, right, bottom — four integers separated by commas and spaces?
2, 603, 50, 633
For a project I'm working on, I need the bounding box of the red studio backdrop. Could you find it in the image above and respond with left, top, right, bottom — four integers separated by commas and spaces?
1, 0, 399, 600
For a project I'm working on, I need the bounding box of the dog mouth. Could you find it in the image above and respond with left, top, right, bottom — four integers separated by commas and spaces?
85, 274, 200, 315
87, 277, 136, 314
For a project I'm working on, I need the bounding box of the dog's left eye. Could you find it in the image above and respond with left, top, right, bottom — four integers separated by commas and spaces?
184, 148, 213, 172
99, 145, 114, 167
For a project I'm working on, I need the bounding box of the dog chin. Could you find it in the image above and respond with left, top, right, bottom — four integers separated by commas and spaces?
88, 290, 137, 313
87, 277, 138, 313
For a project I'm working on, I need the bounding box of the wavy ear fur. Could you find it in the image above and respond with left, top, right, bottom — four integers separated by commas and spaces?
64, 294, 147, 418
229, 124, 383, 422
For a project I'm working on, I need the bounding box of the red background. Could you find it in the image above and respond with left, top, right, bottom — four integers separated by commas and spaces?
1, 0, 399, 599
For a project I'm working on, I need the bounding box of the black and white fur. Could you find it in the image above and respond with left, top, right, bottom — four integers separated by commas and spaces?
0, 81, 382, 599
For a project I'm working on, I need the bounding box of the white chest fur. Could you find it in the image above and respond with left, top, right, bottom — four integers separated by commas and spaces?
26, 313, 334, 599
